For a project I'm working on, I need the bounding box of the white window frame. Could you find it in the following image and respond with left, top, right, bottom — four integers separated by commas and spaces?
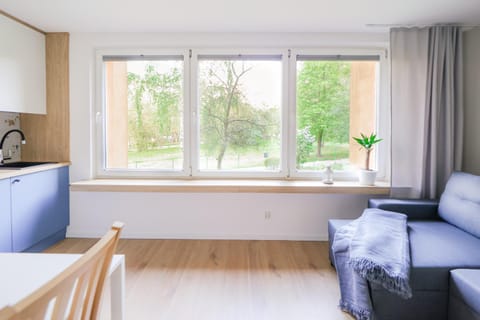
94, 48, 191, 178
288, 48, 390, 181
191, 48, 289, 179
94, 47, 390, 181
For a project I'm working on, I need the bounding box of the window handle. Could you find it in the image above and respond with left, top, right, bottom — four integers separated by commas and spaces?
96, 112, 102, 124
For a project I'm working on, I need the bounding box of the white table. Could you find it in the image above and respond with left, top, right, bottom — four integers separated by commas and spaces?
0, 253, 125, 320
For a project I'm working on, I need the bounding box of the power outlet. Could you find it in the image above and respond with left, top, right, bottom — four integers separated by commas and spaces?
264, 210, 272, 220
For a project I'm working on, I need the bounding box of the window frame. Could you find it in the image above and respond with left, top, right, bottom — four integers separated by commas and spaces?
289, 48, 390, 181
190, 48, 289, 178
94, 48, 191, 178
94, 47, 390, 181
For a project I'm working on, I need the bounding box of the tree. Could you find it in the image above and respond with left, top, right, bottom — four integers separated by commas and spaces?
297, 61, 351, 157
199, 61, 278, 169
144, 65, 182, 144
128, 72, 148, 151
127, 63, 182, 152
296, 126, 315, 165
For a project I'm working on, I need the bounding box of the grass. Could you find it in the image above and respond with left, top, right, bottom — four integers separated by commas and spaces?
304, 143, 349, 162
126, 142, 350, 170
128, 146, 182, 161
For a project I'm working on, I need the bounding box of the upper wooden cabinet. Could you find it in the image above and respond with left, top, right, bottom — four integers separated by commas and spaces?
0, 14, 46, 114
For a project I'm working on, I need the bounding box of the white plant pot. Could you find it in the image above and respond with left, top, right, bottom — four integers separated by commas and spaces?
358, 169, 377, 186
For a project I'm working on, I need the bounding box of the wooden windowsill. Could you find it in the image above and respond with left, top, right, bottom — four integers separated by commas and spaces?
70, 179, 391, 194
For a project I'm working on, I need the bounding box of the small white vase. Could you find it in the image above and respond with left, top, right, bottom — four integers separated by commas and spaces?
358, 169, 377, 186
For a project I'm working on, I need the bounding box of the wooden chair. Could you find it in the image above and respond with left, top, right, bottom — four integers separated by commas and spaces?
0, 222, 124, 320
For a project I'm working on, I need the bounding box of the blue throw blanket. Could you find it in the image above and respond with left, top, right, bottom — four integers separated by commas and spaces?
332, 209, 412, 320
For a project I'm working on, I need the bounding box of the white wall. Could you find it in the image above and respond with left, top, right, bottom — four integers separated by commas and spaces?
69, 192, 374, 240
69, 32, 389, 240
463, 28, 480, 175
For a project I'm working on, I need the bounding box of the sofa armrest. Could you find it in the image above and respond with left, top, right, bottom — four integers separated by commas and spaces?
368, 198, 439, 220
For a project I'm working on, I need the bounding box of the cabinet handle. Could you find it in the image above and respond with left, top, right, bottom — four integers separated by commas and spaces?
11, 179, 21, 184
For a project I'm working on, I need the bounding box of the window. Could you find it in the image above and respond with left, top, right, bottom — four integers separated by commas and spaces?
99, 53, 188, 176
96, 49, 388, 180
293, 54, 381, 178
196, 55, 283, 174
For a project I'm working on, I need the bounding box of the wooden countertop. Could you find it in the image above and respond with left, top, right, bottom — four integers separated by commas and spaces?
0, 162, 70, 180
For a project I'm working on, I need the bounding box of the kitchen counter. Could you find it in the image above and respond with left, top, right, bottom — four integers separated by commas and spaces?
0, 162, 70, 180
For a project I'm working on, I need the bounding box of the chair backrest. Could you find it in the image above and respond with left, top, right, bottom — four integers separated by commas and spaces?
0, 221, 124, 320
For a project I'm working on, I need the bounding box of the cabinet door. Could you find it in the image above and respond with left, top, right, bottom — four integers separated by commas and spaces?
11, 167, 69, 252
0, 179, 12, 252
0, 14, 46, 114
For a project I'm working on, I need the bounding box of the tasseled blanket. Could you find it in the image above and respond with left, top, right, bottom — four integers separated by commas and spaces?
332, 209, 412, 320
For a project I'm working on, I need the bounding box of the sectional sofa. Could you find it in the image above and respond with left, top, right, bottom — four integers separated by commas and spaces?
328, 172, 480, 320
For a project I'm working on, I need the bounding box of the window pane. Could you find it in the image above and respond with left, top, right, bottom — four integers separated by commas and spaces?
296, 59, 378, 172
104, 58, 184, 170
198, 58, 282, 172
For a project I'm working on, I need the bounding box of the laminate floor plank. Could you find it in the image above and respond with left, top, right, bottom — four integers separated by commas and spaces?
46, 239, 352, 320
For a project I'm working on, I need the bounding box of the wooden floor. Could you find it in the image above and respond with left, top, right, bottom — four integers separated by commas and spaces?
46, 239, 352, 320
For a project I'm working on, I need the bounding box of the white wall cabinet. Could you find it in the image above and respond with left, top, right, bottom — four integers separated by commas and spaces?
0, 14, 46, 114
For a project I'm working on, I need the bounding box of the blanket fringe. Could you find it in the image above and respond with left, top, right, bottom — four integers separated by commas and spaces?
348, 258, 412, 299
339, 300, 371, 320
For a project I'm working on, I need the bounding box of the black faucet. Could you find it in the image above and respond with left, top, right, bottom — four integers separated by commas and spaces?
0, 129, 26, 163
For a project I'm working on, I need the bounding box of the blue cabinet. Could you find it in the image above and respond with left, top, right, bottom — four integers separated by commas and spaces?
1, 166, 69, 252
0, 179, 12, 252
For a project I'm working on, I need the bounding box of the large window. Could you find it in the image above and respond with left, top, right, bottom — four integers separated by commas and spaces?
96, 49, 387, 180
197, 55, 282, 173
101, 55, 186, 174
294, 55, 380, 177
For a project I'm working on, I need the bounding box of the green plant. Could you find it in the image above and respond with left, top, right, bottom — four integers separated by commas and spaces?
352, 133, 382, 171
296, 127, 315, 165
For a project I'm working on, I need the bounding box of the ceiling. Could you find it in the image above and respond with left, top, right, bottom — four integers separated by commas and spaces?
0, 0, 479, 33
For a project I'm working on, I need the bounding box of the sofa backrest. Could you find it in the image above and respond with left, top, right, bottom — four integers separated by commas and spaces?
439, 171, 480, 238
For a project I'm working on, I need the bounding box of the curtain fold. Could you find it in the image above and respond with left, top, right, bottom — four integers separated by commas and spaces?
391, 26, 463, 199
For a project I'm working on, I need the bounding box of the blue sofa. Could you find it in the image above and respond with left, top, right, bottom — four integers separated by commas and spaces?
449, 269, 480, 319
328, 172, 480, 320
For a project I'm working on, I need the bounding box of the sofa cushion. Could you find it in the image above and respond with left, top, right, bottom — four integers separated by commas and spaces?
450, 269, 480, 315
439, 171, 480, 238
407, 221, 480, 291
329, 219, 480, 290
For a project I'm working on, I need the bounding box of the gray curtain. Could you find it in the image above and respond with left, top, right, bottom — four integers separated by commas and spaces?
391, 26, 463, 199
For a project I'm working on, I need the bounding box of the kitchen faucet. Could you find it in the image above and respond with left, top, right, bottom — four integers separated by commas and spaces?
0, 129, 26, 164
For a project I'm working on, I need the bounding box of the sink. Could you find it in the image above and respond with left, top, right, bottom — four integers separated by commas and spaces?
0, 161, 56, 170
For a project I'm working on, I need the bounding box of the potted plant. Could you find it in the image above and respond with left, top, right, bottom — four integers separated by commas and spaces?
352, 132, 382, 185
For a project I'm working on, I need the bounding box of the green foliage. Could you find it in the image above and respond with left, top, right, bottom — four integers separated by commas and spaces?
128, 72, 148, 151
352, 132, 382, 170
126, 59, 355, 170
352, 132, 382, 150
264, 157, 280, 170
199, 61, 280, 169
296, 126, 315, 165
127, 63, 182, 152
297, 61, 351, 157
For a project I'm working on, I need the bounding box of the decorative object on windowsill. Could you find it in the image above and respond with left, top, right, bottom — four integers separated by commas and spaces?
323, 165, 334, 184
353, 132, 383, 186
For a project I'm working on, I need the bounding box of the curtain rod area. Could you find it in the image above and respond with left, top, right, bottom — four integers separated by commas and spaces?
366, 23, 480, 29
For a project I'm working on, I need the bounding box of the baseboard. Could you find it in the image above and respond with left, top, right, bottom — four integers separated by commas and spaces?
66, 229, 328, 241
25, 228, 67, 252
